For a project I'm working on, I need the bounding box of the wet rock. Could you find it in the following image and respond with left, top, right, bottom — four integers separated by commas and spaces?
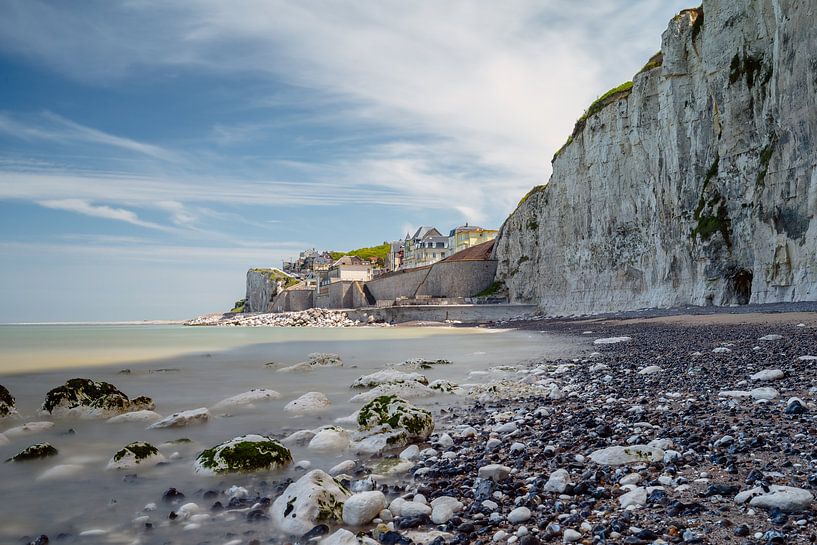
352, 370, 429, 388
194, 434, 292, 475
343, 491, 387, 526
357, 395, 434, 442
40, 378, 153, 418
148, 408, 210, 429
212, 388, 281, 410
105, 410, 163, 424
0, 384, 17, 418
309, 426, 352, 451
106, 441, 165, 470
284, 392, 332, 415
270, 469, 350, 535
6, 442, 58, 462
162, 488, 185, 504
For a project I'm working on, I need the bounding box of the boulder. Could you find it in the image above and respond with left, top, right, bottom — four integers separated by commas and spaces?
342, 491, 387, 526
308, 427, 352, 451
148, 408, 210, 429
428, 380, 461, 394
281, 429, 316, 447
3, 421, 54, 438
351, 370, 429, 389
37, 464, 84, 480
750, 369, 784, 381
278, 353, 343, 373
430, 496, 463, 524
40, 378, 154, 418
212, 388, 280, 410
6, 442, 58, 462
351, 381, 435, 403
759, 334, 784, 341
270, 469, 351, 535
357, 396, 433, 442
106, 410, 163, 424
749, 387, 779, 400
319, 528, 379, 545
589, 445, 664, 466
284, 392, 331, 415
194, 434, 292, 475
735, 485, 813, 512
638, 366, 661, 376
507, 506, 531, 523
0, 384, 17, 418
389, 358, 452, 370
106, 441, 165, 470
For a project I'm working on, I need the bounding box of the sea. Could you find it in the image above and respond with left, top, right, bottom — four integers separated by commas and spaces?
0, 323, 581, 544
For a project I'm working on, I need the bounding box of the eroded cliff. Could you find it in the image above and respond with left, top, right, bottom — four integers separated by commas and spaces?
494, 0, 817, 314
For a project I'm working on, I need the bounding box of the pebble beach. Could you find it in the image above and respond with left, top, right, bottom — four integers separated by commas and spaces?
1, 311, 816, 545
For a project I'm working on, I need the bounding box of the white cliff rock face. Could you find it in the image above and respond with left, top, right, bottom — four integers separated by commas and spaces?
494, 1, 817, 314
244, 269, 293, 313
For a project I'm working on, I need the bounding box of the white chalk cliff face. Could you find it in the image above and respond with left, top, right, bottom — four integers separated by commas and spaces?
494, 0, 817, 314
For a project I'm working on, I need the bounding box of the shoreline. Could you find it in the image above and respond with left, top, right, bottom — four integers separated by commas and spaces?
2, 306, 816, 544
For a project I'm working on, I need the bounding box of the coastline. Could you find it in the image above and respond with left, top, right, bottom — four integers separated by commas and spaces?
2, 306, 816, 544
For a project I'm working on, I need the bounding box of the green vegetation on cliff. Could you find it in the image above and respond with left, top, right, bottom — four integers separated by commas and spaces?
553, 81, 634, 162
250, 268, 298, 289
329, 243, 390, 266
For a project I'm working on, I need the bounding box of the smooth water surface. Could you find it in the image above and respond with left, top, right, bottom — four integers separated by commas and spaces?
0, 325, 583, 544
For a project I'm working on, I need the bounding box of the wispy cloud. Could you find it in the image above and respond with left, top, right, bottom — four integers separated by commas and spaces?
0, 0, 691, 221
37, 198, 172, 231
0, 111, 178, 162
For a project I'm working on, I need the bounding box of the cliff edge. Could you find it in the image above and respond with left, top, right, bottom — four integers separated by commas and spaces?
493, 0, 817, 314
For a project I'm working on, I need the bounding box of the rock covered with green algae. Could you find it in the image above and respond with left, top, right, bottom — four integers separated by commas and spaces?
41, 378, 154, 418
269, 469, 351, 535
106, 441, 165, 470
357, 395, 434, 445
0, 384, 17, 418
193, 434, 292, 476
6, 442, 58, 462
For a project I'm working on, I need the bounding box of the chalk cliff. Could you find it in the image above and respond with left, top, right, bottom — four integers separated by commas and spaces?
494, 0, 817, 314
244, 268, 296, 313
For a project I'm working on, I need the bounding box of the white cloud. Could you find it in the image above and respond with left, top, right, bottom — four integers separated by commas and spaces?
0, 0, 692, 223
0, 111, 178, 162
37, 199, 171, 231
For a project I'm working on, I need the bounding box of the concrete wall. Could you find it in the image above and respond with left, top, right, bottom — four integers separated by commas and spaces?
365, 266, 431, 301
417, 261, 497, 298
348, 304, 538, 324
271, 289, 314, 312
328, 281, 354, 309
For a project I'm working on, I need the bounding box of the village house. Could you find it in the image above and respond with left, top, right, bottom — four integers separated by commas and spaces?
401, 226, 450, 269
448, 224, 499, 255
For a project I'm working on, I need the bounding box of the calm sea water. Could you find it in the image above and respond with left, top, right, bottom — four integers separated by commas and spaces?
0, 324, 582, 544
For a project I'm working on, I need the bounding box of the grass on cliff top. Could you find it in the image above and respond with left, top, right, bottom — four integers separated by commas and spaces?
638, 52, 664, 74
330, 243, 389, 266
552, 81, 634, 162
517, 185, 548, 208
250, 268, 298, 289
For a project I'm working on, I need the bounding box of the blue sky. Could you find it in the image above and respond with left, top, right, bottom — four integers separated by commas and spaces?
0, 0, 690, 322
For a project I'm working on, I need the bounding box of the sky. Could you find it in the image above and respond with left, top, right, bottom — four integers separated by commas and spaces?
0, 0, 691, 322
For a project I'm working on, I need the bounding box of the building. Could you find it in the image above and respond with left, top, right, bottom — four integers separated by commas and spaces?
386, 240, 404, 272
448, 224, 499, 255
402, 226, 450, 269
326, 255, 374, 283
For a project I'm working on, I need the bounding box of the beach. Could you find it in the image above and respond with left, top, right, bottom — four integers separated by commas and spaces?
0, 324, 579, 544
